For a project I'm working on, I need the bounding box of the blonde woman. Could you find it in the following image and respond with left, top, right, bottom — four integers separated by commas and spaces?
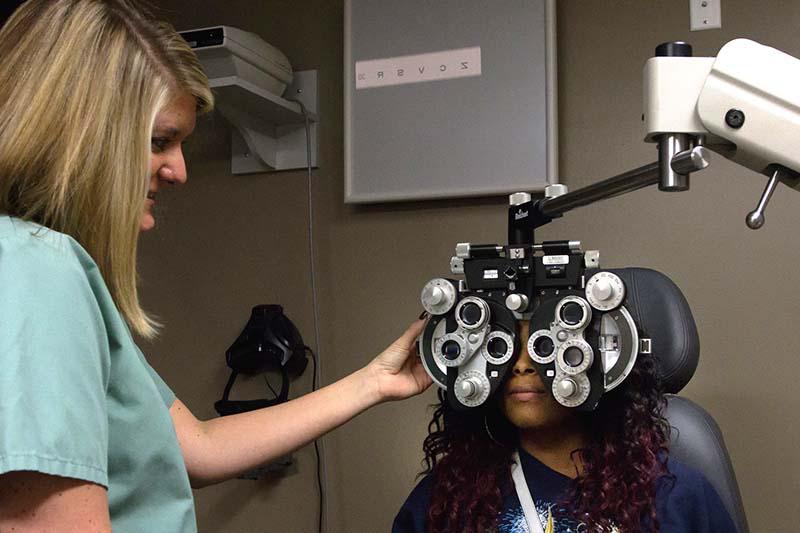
0, 1, 432, 531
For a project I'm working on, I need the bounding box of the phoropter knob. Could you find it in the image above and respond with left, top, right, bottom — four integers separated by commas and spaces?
591, 278, 613, 301
552, 373, 591, 408
430, 287, 445, 305
454, 371, 491, 407
421, 278, 457, 315
460, 378, 479, 398
505, 293, 529, 312
556, 378, 577, 398
585, 272, 625, 311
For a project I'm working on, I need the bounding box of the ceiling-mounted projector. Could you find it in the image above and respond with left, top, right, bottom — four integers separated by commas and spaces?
179, 26, 293, 96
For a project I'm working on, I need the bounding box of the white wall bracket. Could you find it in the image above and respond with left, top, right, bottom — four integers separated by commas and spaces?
210, 69, 319, 175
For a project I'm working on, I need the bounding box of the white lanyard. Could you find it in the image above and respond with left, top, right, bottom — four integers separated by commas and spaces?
511, 450, 545, 533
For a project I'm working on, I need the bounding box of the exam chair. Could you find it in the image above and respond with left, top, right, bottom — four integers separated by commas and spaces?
614, 268, 749, 533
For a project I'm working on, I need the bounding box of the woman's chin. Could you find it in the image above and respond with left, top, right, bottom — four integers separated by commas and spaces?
139, 213, 155, 232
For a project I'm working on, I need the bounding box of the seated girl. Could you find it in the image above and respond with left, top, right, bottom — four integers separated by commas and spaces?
393, 321, 736, 532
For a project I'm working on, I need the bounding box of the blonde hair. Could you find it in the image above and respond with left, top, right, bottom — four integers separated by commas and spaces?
0, 0, 213, 338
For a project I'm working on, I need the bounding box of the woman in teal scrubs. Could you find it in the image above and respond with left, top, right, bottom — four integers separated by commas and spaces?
0, 1, 432, 531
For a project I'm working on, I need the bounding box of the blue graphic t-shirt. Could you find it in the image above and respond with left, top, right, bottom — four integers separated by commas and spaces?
392, 448, 737, 532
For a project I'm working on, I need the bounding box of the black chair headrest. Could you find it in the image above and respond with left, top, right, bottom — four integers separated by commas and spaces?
589, 267, 699, 393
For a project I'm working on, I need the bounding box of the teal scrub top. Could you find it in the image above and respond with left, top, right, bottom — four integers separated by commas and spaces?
0, 217, 196, 532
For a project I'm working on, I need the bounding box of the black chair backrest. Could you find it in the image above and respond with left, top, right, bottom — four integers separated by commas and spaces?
608, 268, 747, 532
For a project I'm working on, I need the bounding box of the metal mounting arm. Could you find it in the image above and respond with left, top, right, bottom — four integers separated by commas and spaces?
506, 146, 712, 244
541, 145, 710, 220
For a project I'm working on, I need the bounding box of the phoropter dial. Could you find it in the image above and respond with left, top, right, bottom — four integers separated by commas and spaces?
455, 297, 490, 330
481, 330, 514, 365
556, 338, 594, 375
454, 370, 491, 407
434, 333, 469, 367
421, 278, 457, 316
528, 329, 557, 364
555, 296, 592, 330
552, 372, 591, 407
585, 271, 626, 311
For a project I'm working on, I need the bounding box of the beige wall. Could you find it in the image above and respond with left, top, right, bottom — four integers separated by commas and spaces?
141, 1, 800, 531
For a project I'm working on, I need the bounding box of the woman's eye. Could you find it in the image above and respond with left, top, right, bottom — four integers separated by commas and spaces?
151, 137, 169, 152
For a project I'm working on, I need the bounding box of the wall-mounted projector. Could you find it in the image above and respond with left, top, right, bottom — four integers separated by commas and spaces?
178, 25, 317, 175
179, 26, 293, 96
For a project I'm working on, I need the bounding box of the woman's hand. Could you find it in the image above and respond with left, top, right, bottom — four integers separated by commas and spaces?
365, 317, 433, 402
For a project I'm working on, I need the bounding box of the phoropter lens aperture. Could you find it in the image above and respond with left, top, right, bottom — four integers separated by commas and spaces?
454, 297, 490, 331
487, 337, 508, 358
533, 336, 555, 357
560, 302, 585, 326
460, 302, 483, 326
564, 346, 584, 367
441, 340, 462, 360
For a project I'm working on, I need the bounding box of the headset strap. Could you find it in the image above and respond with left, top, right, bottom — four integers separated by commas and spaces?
214, 366, 290, 416
511, 450, 545, 533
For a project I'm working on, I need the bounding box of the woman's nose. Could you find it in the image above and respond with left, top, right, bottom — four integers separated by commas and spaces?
158, 150, 187, 184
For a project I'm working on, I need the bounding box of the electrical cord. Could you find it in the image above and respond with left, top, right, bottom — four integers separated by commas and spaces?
304, 346, 323, 533
288, 95, 326, 533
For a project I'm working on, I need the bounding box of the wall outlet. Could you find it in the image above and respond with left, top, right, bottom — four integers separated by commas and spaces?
690, 0, 722, 31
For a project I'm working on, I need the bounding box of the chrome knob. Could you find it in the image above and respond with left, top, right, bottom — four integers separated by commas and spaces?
509, 192, 532, 206
505, 293, 529, 312
428, 286, 445, 305
545, 184, 568, 198
590, 278, 613, 301
421, 279, 457, 315
556, 378, 577, 398
460, 378, 479, 398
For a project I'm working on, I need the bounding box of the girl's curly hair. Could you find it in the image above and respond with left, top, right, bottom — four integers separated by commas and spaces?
421, 351, 671, 532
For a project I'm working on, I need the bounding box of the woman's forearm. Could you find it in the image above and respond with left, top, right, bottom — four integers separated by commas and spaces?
172, 319, 430, 488
176, 366, 381, 487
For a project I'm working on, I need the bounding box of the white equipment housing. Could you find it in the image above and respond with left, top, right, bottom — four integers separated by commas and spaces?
182, 25, 293, 96
644, 39, 800, 181
179, 26, 318, 174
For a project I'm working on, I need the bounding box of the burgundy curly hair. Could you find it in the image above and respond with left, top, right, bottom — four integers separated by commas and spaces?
420, 351, 671, 532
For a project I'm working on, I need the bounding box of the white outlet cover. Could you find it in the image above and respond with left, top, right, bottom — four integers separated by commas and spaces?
690, 0, 722, 31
